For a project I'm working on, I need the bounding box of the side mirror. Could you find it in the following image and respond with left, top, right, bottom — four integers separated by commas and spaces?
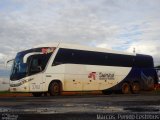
5, 59, 14, 68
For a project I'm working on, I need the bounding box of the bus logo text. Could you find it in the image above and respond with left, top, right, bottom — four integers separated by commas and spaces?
99, 72, 115, 80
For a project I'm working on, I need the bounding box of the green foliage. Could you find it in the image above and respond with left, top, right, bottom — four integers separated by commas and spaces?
155, 66, 160, 68
0, 91, 10, 94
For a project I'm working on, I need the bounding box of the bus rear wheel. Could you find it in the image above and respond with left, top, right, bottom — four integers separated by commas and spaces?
49, 82, 61, 96
32, 92, 43, 97
121, 82, 131, 94
131, 82, 141, 94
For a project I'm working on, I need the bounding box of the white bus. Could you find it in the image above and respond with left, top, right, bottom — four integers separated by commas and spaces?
9, 43, 158, 97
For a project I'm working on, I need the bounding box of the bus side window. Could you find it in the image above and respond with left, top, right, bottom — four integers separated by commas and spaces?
52, 49, 66, 66
28, 54, 51, 74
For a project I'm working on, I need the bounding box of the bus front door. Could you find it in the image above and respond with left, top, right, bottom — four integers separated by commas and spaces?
29, 73, 44, 92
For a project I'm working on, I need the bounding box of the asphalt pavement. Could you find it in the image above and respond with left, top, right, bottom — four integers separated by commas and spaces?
0, 93, 160, 120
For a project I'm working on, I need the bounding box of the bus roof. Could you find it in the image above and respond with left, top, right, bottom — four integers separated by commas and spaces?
33, 42, 135, 56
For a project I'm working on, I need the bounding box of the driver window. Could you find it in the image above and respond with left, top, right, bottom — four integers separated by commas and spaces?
31, 58, 41, 68
30, 57, 42, 74
28, 53, 52, 75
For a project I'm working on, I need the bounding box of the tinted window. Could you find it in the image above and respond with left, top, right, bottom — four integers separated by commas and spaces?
28, 53, 52, 75
53, 48, 134, 67
10, 48, 43, 81
134, 54, 154, 68
10, 47, 55, 80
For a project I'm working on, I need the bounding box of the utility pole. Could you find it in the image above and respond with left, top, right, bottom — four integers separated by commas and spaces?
133, 47, 136, 53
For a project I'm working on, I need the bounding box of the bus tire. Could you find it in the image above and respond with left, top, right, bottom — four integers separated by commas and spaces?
121, 82, 131, 94
32, 92, 42, 97
49, 81, 61, 96
131, 82, 141, 94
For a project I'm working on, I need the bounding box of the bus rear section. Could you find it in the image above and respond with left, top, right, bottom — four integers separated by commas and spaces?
104, 54, 158, 94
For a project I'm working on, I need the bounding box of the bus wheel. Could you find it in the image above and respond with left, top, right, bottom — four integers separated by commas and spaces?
121, 83, 131, 94
49, 82, 60, 96
32, 92, 42, 97
131, 82, 141, 94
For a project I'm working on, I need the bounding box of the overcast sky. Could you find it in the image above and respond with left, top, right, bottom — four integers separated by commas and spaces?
0, 0, 160, 68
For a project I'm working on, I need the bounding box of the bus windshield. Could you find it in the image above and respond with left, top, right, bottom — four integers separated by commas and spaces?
10, 47, 55, 81
10, 52, 27, 81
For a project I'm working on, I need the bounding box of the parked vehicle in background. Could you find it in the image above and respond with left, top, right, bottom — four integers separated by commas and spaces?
154, 68, 160, 90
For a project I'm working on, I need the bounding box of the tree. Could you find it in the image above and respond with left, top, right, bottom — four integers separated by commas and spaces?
156, 66, 160, 68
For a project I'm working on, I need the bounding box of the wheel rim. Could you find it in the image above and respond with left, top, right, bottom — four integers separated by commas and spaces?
53, 83, 59, 93
50, 82, 60, 96
122, 83, 130, 94
132, 83, 140, 93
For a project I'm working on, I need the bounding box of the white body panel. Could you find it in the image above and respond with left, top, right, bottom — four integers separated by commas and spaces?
10, 64, 131, 92
10, 43, 134, 92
